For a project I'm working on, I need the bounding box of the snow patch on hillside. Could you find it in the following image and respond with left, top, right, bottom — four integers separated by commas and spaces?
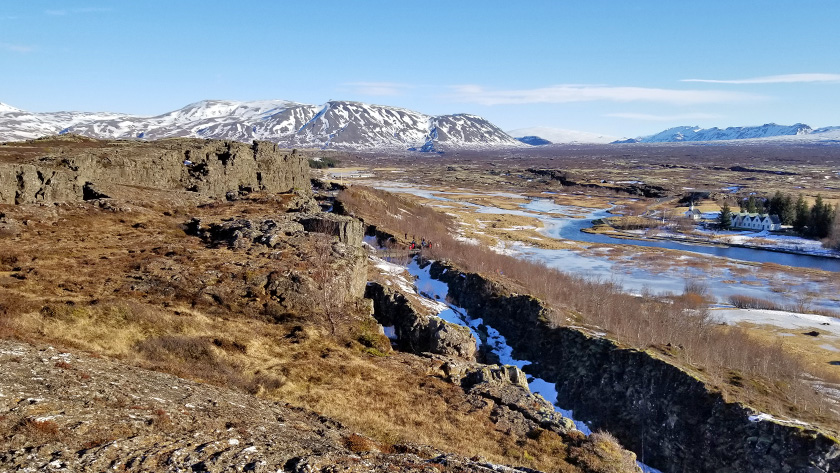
620, 123, 840, 144
0, 99, 522, 151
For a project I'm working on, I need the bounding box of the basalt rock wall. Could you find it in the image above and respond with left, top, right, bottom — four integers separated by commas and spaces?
0, 139, 310, 204
427, 260, 840, 473
365, 281, 477, 360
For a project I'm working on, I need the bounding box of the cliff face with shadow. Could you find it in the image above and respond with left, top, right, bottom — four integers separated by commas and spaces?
0, 137, 310, 204
427, 260, 840, 473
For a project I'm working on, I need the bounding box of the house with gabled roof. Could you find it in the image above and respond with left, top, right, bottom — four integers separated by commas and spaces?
730, 212, 781, 231
684, 203, 702, 220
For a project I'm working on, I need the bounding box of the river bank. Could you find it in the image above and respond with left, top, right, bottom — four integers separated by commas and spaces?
585, 220, 840, 261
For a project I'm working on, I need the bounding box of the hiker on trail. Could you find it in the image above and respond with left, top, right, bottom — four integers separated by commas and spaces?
421, 238, 426, 248
410, 239, 416, 250
427, 240, 433, 249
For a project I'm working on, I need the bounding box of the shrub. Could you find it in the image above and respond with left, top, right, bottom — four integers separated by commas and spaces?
570, 431, 637, 473
18, 418, 60, 439
343, 433, 375, 453
728, 295, 781, 311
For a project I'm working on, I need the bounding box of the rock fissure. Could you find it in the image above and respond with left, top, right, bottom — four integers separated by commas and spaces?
426, 259, 840, 473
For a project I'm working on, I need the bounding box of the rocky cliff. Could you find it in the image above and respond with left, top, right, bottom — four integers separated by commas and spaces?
427, 260, 840, 473
0, 136, 310, 204
365, 281, 477, 360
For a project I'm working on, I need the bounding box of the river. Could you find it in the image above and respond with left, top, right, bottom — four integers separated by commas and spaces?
374, 185, 840, 311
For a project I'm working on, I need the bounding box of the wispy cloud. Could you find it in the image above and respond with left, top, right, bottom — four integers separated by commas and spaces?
345, 82, 414, 96
0, 42, 35, 53
606, 112, 722, 121
682, 73, 840, 84
449, 84, 760, 106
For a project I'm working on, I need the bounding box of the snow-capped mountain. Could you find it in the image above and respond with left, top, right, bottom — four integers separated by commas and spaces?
0, 100, 522, 151
620, 123, 816, 143
507, 126, 619, 144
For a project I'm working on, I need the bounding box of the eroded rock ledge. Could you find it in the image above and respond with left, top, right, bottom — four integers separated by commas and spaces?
427, 260, 840, 473
0, 137, 310, 204
365, 281, 477, 361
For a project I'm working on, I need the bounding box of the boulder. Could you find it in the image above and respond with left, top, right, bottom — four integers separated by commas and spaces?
365, 282, 477, 361
461, 364, 576, 436
189, 217, 305, 249
296, 213, 364, 248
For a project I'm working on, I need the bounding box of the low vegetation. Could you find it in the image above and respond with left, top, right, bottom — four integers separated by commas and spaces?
0, 193, 634, 472
339, 185, 840, 430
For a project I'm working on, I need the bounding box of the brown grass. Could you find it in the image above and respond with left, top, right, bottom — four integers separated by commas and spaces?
0, 196, 627, 472
17, 418, 60, 440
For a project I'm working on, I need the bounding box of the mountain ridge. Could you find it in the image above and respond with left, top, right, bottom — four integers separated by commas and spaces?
0, 99, 522, 151
507, 126, 619, 144
615, 123, 840, 144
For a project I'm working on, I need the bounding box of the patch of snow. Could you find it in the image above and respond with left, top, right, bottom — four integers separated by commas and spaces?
711, 308, 840, 336
748, 412, 810, 427
405, 259, 594, 435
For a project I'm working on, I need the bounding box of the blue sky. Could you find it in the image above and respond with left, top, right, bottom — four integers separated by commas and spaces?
1, 1, 838, 138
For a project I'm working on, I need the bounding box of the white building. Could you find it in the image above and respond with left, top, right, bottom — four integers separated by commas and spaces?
684, 204, 702, 220
730, 212, 782, 231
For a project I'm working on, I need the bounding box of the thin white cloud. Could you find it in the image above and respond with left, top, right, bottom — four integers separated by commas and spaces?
45, 9, 67, 15
346, 82, 413, 96
606, 112, 722, 121
0, 42, 35, 53
449, 84, 759, 106
682, 73, 840, 84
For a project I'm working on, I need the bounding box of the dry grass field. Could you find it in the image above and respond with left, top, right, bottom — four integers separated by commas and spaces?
0, 185, 635, 472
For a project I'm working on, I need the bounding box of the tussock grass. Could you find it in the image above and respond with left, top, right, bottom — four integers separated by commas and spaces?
0, 198, 635, 473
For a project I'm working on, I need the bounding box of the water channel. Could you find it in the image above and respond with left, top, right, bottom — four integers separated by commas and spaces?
375, 185, 840, 311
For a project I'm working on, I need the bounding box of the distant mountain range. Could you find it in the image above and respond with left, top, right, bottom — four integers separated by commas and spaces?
2, 99, 839, 149
0, 100, 521, 151
506, 126, 619, 145
613, 123, 840, 144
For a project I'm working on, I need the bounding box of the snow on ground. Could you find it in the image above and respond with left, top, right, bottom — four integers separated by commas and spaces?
406, 259, 594, 433
369, 255, 416, 295
748, 412, 811, 427
363, 235, 379, 247
405, 259, 662, 472
691, 228, 839, 258
711, 308, 840, 336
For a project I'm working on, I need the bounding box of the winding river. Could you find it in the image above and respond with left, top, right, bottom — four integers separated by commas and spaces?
375, 185, 840, 310
523, 199, 840, 272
